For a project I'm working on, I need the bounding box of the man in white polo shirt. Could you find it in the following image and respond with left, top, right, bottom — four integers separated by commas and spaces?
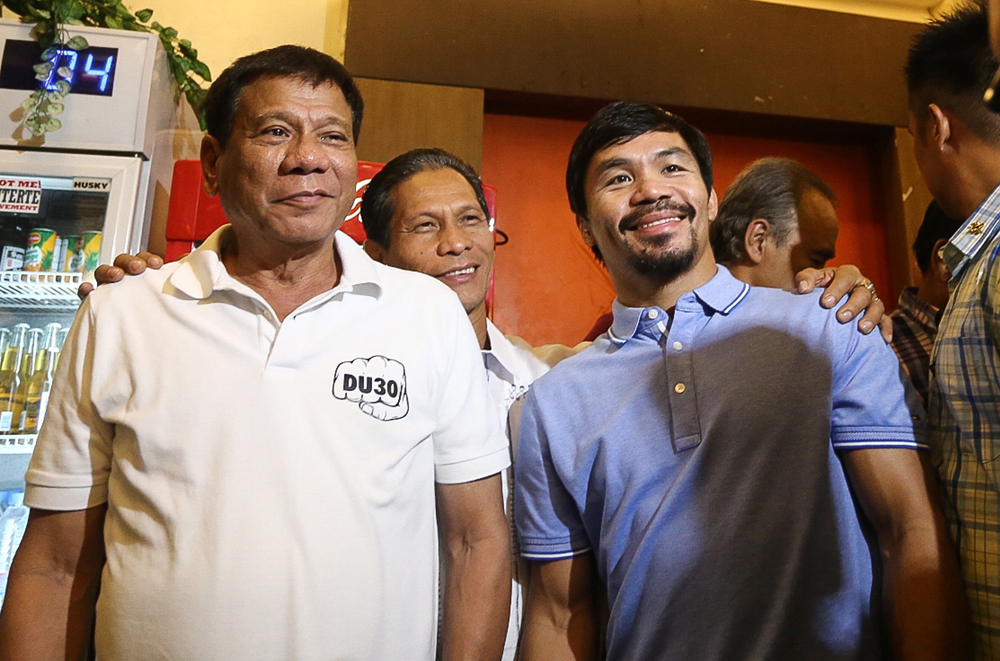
0, 47, 511, 661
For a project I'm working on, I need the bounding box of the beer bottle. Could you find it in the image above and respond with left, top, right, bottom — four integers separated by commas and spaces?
35, 323, 60, 373
23, 327, 60, 434
0, 325, 28, 434
13, 329, 41, 432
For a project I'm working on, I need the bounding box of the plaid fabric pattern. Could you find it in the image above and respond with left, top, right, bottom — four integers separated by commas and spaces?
890, 287, 940, 407
930, 183, 1000, 659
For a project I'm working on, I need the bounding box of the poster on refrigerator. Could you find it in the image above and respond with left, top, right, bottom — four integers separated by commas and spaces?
0, 178, 41, 214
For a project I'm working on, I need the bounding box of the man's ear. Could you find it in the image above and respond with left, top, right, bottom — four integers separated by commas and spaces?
200, 135, 223, 197
576, 214, 596, 248
928, 103, 952, 151
930, 237, 952, 283
707, 188, 719, 223
363, 239, 387, 263
743, 219, 769, 265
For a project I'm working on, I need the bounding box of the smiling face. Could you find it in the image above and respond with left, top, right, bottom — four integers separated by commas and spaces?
201, 75, 359, 251
579, 130, 718, 290
376, 167, 494, 315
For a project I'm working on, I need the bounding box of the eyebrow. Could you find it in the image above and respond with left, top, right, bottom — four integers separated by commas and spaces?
251, 111, 351, 130
405, 203, 486, 223
593, 147, 693, 177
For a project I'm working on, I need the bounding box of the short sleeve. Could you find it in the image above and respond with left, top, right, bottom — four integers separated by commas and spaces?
24, 300, 115, 510
432, 296, 509, 484
830, 322, 928, 452
514, 392, 591, 561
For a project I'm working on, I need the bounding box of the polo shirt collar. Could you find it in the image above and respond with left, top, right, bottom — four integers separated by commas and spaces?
483, 319, 522, 387
168, 225, 383, 301
942, 180, 1000, 278
607, 265, 750, 346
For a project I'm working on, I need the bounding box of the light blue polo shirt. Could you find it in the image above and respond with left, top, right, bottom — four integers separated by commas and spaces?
515, 265, 926, 660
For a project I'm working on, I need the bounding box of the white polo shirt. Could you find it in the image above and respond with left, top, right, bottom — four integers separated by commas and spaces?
25, 226, 509, 661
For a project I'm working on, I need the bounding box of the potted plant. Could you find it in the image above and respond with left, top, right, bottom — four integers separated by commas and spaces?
0, 0, 210, 136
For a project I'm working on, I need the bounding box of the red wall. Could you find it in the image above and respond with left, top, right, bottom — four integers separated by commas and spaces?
482, 113, 891, 346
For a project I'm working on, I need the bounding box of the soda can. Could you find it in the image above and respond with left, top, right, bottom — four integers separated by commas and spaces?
24, 228, 57, 272
82, 231, 102, 272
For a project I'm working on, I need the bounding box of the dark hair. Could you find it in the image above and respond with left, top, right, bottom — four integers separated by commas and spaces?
360, 148, 490, 248
913, 200, 961, 274
906, 3, 1000, 144
203, 45, 364, 148
711, 157, 838, 264
565, 101, 714, 219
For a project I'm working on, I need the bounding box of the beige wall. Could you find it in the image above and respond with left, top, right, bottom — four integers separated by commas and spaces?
138, 0, 349, 79
752, 0, 963, 22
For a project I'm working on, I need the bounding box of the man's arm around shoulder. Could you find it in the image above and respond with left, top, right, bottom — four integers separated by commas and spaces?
844, 449, 972, 660
0, 504, 107, 661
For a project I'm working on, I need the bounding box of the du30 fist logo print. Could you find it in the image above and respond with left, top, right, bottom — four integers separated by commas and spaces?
333, 356, 409, 421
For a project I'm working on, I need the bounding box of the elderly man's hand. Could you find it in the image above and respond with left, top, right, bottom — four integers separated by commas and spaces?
77, 252, 165, 299
795, 264, 892, 343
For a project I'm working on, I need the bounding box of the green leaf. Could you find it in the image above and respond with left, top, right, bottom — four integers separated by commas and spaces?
47, 103, 64, 116
35, 71, 48, 81
45, 90, 63, 102
180, 39, 191, 48
191, 60, 211, 81
162, 26, 177, 39
136, 8, 153, 22
56, 66, 72, 78
106, 16, 122, 29
65, 0, 85, 20
27, 7, 51, 19
44, 117, 61, 132
66, 35, 88, 50
41, 47, 58, 61
151, 21, 161, 30
20, 98, 37, 111
65, 18, 83, 25
55, 80, 71, 95
170, 64, 186, 87
32, 62, 53, 74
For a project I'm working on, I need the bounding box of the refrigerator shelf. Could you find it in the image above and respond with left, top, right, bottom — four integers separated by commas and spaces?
0, 271, 83, 310
0, 434, 35, 454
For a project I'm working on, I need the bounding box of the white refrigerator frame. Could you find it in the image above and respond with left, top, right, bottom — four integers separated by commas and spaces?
0, 149, 146, 263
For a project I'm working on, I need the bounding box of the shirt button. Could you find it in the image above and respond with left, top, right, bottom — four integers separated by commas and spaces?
673, 341, 683, 351
675, 383, 686, 394
647, 309, 659, 320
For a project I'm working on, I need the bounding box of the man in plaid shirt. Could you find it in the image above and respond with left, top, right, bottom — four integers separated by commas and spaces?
889, 201, 960, 407
908, 6, 1000, 656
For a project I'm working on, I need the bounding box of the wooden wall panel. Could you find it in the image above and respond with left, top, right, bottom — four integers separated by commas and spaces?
354, 77, 484, 171
346, 0, 922, 128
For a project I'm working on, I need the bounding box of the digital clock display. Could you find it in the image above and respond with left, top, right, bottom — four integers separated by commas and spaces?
0, 39, 118, 96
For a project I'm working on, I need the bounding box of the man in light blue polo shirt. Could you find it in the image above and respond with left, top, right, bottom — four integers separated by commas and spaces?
515, 102, 971, 660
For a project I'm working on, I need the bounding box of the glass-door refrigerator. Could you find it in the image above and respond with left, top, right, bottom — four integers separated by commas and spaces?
0, 18, 199, 607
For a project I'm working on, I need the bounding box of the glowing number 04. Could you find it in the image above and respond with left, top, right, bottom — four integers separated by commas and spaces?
84, 54, 113, 92
43, 49, 77, 91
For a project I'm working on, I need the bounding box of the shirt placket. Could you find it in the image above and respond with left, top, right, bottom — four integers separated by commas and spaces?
660, 305, 702, 452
